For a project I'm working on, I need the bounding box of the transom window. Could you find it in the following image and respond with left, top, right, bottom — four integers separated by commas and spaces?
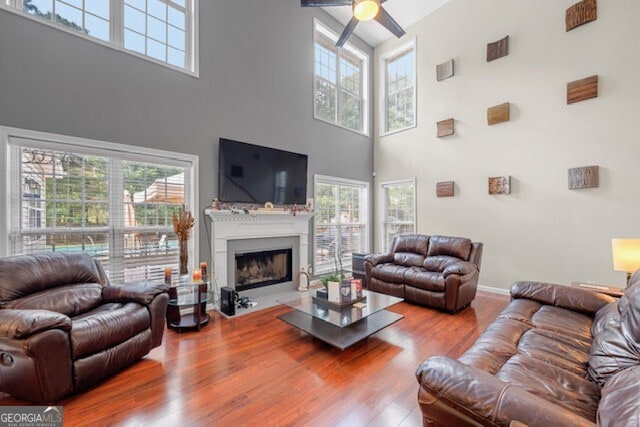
380, 178, 416, 252
3, 0, 197, 74
381, 39, 416, 135
4, 129, 197, 283
314, 175, 369, 275
314, 19, 370, 135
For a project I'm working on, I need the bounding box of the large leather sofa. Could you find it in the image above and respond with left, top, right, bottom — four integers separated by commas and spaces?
416, 271, 640, 426
0, 252, 169, 403
364, 235, 483, 313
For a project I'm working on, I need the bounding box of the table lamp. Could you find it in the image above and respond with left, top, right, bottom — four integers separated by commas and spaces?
611, 238, 640, 287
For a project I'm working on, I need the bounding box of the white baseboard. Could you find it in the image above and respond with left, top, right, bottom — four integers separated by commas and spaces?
478, 284, 510, 296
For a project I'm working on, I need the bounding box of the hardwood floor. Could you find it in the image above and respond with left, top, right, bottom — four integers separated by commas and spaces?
0, 292, 509, 426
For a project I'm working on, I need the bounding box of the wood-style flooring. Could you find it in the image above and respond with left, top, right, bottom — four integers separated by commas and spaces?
0, 292, 509, 426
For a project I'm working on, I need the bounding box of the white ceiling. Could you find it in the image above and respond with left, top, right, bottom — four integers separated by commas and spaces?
323, 0, 451, 47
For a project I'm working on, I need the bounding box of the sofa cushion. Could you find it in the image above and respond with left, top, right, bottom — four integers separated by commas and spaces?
404, 267, 445, 291
427, 236, 472, 260
71, 302, 150, 360
393, 252, 425, 267
4, 283, 103, 317
391, 235, 429, 256
597, 366, 640, 427
422, 255, 463, 272
371, 263, 408, 284
0, 252, 105, 304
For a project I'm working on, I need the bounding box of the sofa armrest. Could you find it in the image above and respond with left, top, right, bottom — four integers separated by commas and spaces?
442, 260, 477, 278
416, 356, 595, 427
0, 309, 71, 339
102, 282, 169, 305
511, 281, 615, 316
363, 253, 393, 267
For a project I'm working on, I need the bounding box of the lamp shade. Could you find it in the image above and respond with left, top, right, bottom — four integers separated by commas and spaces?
353, 0, 379, 21
611, 239, 640, 273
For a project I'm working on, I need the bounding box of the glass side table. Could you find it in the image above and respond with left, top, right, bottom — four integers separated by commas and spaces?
166, 281, 211, 331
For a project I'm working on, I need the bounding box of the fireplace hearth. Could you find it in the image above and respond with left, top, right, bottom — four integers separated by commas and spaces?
235, 248, 293, 291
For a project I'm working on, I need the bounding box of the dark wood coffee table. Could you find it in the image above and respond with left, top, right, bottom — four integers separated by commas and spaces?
276, 290, 403, 350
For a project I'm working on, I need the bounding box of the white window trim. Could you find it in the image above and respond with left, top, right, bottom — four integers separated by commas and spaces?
0, 126, 200, 266
313, 174, 370, 275
379, 37, 417, 137
313, 18, 370, 137
0, 0, 200, 77
379, 177, 416, 253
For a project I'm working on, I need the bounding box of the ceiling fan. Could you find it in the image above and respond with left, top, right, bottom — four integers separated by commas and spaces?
301, 0, 406, 47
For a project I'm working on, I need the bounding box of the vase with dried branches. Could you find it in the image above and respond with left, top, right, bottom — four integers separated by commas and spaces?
172, 205, 195, 276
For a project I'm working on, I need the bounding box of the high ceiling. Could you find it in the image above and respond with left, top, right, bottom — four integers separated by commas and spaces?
323, 0, 451, 47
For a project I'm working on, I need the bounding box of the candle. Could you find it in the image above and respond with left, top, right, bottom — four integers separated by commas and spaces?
193, 268, 202, 282
200, 262, 207, 277
164, 267, 172, 285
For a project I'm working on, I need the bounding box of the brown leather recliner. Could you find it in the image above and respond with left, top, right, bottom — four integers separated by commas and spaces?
416, 270, 640, 427
0, 252, 169, 403
364, 235, 483, 313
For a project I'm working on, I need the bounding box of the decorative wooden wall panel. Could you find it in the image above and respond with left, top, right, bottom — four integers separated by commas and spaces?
566, 0, 597, 31
567, 75, 598, 104
488, 176, 511, 195
487, 102, 510, 125
436, 118, 454, 137
568, 166, 599, 189
436, 59, 454, 81
436, 181, 454, 198
486, 36, 509, 62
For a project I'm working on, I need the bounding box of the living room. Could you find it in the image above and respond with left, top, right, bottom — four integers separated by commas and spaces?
0, 0, 638, 426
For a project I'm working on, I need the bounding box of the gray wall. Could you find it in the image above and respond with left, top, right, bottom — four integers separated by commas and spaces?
0, 0, 374, 267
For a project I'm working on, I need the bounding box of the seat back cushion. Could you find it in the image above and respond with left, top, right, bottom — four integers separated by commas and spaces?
4, 283, 104, 317
588, 281, 640, 385
391, 235, 429, 267
427, 236, 472, 260
0, 252, 107, 305
597, 366, 640, 427
422, 256, 461, 272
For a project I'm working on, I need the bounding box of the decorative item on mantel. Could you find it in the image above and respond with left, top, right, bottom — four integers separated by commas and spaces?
173, 205, 195, 275
296, 267, 310, 292
488, 176, 511, 195
566, 0, 597, 32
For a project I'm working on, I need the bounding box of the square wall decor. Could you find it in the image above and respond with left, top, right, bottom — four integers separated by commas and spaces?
567, 75, 598, 104
436, 118, 454, 137
487, 102, 510, 125
487, 36, 509, 62
436, 59, 454, 81
436, 181, 454, 197
566, 0, 597, 31
568, 166, 599, 189
488, 176, 511, 195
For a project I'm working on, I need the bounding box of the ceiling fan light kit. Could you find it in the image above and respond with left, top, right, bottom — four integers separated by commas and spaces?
301, 0, 405, 47
353, 0, 380, 21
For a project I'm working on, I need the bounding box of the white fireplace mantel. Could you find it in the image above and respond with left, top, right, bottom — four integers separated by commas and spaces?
205, 209, 314, 289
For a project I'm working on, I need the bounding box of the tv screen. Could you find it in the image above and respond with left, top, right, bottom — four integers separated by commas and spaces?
218, 138, 308, 205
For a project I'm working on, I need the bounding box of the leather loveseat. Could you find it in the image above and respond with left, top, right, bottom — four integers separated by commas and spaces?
364, 235, 483, 313
416, 271, 640, 427
0, 252, 169, 403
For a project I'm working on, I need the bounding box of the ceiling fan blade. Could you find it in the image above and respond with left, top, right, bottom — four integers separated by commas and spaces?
375, 6, 406, 38
301, 0, 352, 7
336, 16, 359, 47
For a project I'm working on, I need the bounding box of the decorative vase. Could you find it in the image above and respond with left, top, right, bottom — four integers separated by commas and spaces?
179, 238, 188, 275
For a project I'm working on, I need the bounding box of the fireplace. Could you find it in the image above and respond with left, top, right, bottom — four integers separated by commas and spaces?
234, 248, 293, 291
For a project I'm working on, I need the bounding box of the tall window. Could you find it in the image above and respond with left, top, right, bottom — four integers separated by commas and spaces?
380, 179, 416, 252
380, 39, 416, 135
314, 19, 369, 135
3, 0, 197, 73
314, 175, 369, 275
4, 129, 197, 283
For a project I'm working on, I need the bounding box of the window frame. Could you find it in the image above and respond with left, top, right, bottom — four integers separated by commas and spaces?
0, 0, 199, 77
313, 19, 370, 137
379, 38, 417, 137
313, 174, 370, 276
379, 177, 416, 253
0, 126, 200, 276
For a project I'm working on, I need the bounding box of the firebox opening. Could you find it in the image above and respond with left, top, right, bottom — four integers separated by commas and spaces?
234, 248, 293, 291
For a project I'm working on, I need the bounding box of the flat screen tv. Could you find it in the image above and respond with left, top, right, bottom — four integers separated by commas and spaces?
218, 138, 308, 205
